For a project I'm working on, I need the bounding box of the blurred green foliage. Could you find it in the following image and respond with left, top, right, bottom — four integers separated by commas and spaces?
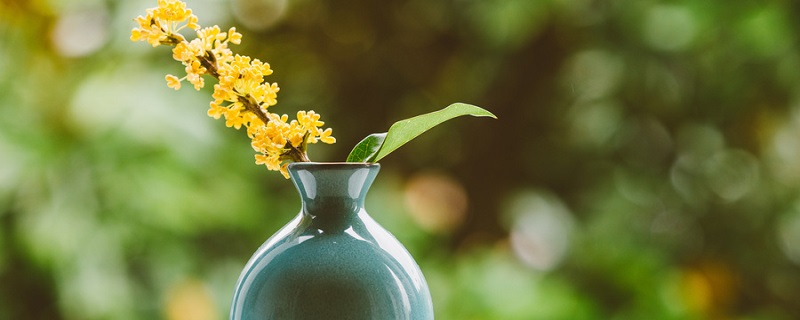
2, 0, 800, 319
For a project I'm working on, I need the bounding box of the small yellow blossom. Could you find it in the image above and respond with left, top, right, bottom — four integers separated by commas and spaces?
228, 27, 242, 45
165, 74, 182, 90
320, 128, 336, 144
207, 102, 226, 119
132, 0, 335, 177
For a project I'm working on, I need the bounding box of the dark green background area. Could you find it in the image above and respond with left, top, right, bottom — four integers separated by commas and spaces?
1, 0, 799, 319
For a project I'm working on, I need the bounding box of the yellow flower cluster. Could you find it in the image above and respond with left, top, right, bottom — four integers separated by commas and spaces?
130, 0, 198, 47
131, 0, 335, 177
252, 111, 334, 172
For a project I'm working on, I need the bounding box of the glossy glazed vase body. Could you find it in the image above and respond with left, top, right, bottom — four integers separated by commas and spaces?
230, 163, 434, 320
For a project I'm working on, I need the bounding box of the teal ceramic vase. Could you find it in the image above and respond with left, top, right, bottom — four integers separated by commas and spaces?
230, 162, 434, 320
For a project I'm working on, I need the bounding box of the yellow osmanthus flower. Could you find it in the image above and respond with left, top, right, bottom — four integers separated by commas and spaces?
130, 0, 198, 47
165, 74, 181, 89
131, 0, 335, 177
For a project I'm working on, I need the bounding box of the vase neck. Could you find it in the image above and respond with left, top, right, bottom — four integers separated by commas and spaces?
288, 163, 380, 219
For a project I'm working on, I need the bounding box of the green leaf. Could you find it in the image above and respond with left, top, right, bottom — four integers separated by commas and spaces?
346, 132, 387, 162
375, 103, 495, 162
346, 103, 496, 163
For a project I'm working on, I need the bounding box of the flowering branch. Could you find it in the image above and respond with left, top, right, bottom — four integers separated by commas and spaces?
131, 0, 335, 177
132, 0, 494, 176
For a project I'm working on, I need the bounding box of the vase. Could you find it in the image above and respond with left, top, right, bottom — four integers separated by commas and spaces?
229, 162, 434, 320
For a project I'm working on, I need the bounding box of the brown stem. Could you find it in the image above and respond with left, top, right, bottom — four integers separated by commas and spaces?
196, 50, 270, 125
283, 144, 310, 162
292, 148, 311, 162
162, 33, 185, 46
161, 34, 267, 123
197, 50, 220, 78
237, 95, 271, 126
162, 31, 312, 163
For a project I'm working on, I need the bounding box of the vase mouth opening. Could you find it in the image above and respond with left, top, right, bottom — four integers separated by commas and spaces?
288, 162, 380, 170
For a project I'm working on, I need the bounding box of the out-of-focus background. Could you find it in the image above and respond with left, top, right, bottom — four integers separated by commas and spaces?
2, 0, 800, 319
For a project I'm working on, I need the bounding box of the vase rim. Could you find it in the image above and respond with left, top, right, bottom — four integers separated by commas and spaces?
288, 162, 380, 169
